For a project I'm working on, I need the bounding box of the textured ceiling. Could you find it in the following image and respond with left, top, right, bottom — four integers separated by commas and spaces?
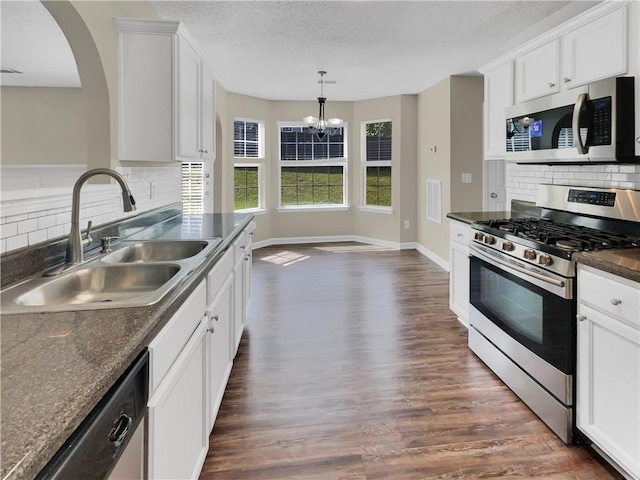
150, 0, 600, 101
0, 1, 600, 97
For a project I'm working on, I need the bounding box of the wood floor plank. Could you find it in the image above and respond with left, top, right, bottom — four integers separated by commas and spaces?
200, 243, 621, 480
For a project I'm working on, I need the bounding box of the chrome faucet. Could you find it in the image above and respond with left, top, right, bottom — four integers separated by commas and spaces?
53, 169, 136, 274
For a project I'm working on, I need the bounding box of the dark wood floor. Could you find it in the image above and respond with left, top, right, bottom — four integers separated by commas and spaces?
200, 243, 620, 479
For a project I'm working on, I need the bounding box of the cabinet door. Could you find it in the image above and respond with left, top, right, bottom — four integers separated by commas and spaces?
200, 63, 215, 161
148, 319, 209, 480
232, 262, 245, 357
515, 40, 560, 102
483, 62, 513, 159
206, 276, 233, 432
577, 304, 640, 479
449, 222, 470, 326
561, 7, 627, 89
177, 38, 201, 160
243, 238, 252, 309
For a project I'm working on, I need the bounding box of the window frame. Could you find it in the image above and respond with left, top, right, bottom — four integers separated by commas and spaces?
233, 118, 265, 159
361, 119, 392, 212
277, 121, 349, 211
233, 162, 265, 213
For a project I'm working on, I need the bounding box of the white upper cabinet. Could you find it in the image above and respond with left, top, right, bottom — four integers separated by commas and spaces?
482, 62, 513, 159
483, 3, 631, 110
561, 7, 627, 89
515, 40, 560, 103
115, 18, 216, 162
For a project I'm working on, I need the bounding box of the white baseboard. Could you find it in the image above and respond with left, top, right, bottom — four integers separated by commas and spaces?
251, 236, 450, 273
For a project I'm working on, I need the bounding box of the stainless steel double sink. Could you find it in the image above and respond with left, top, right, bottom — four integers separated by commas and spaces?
1, 239, 221, 314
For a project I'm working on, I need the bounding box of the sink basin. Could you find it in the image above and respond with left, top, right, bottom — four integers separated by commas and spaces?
101, 240, 210, 263
4, 264, 181, 311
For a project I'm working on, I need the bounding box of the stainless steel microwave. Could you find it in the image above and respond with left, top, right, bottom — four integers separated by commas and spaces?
505, 76, 638, 164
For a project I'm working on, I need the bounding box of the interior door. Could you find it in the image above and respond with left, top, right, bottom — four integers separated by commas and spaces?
484, 159, 506, 211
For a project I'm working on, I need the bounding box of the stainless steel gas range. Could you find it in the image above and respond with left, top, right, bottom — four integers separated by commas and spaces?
468, 184, 640, 443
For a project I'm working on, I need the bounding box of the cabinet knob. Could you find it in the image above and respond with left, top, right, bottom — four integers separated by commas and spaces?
457, 233, 463, 238
610, 298, 622, 306
213, 314, 219, 322
207, 326, 215, 334
563, 77, 571, 84
577, 314, 587, 322
549, 82, 556, 88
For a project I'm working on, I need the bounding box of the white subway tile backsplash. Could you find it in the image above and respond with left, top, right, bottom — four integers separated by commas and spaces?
47, 225, 64, 239
1, 223, 18, 239
38, 216, 56, 230
28, 229, 48, 245
7, 234, 28, 250
1, 166, 182, 254
507, 163, 640, 205
18, 218, 39, 235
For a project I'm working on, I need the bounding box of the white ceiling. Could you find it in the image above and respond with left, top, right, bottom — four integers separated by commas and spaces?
0, 1, 600, 99
0, 1, 80, 88
149, 0, 600, 101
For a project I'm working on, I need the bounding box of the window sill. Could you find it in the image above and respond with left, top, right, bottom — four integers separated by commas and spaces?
358, 206, 393, 215
235, 208, 268, 215
277, 206, 350, 213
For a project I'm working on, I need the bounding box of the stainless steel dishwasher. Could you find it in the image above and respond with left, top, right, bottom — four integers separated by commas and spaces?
36, 350, 149, 480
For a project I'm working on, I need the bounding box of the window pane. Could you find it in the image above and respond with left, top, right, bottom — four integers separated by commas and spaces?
182, 162, 204, 214
234, 120, 261, 158
279, 126, 345, 161
234, 166, 260, 211
365, 166, 392, 207
365, 121, 392, 162
280, 166, 344, 206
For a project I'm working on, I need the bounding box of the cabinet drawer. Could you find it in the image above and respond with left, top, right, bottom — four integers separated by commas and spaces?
148, 281, 207, 395
579, 266, 640, 328
450, 220, 472, 245
207, 248, 233, 304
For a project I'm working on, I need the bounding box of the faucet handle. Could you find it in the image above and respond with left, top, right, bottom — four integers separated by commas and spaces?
82, 220, 93, 246
100, 236, 119, 253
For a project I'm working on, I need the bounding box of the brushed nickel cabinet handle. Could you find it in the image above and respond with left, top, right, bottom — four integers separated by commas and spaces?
610, 298, 622, 306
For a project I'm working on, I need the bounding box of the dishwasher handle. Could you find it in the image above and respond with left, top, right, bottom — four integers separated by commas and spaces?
109, 414, 132, 448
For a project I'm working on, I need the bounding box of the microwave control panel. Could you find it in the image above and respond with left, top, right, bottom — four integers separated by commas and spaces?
590, 96, 612, 146
568, 189, 616, 207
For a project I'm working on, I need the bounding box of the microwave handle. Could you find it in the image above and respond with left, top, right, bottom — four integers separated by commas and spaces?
572, 93, 589, 154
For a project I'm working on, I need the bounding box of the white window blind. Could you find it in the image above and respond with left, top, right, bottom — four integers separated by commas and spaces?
181, 162, 204, 214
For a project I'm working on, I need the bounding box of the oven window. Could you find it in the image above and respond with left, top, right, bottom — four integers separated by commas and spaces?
480, 267, 543, 344
470, 255, 575, 373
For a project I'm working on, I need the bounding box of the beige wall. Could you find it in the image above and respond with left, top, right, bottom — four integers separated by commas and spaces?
39, 1, 161, 174
1, 87, 86, 165
417, 76, 483, 263
221, 92, 421, 245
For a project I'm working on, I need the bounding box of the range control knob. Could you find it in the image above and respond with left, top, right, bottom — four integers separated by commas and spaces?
474, 232, 485, 242
501, 241, 515, 252
483, 235, 496, 245
538, 254, 553, 266
523, 249, 537, 260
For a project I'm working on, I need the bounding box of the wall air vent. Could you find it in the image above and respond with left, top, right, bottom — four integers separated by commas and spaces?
1, 69, 23, 74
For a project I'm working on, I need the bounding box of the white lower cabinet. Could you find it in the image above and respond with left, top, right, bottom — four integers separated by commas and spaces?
206, 274, 233, 431
148, 317, 209, 480
146, 225, 254, 478
449, 220, 472, 326
577, 265, 640, 480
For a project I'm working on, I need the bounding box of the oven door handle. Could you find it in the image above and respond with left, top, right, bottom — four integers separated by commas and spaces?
469, 243, 566, 289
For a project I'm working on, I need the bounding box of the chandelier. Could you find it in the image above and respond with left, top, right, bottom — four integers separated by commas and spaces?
303, 70, 343, 140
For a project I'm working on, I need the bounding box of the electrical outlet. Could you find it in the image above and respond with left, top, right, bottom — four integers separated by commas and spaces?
149, 182, 155, 199
404, 220, 410, 229
462, 173, 472, 184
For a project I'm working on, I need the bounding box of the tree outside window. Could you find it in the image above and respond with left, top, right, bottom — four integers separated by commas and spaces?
363, 121, 391, 207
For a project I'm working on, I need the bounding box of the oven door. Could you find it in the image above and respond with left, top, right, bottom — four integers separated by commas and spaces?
469, 244, 575, 375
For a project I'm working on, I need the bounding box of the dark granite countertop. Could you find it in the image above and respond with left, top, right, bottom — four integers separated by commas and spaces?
0, 210, 253, 480
573, 248, 640, 284
447, 211, 512, 225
